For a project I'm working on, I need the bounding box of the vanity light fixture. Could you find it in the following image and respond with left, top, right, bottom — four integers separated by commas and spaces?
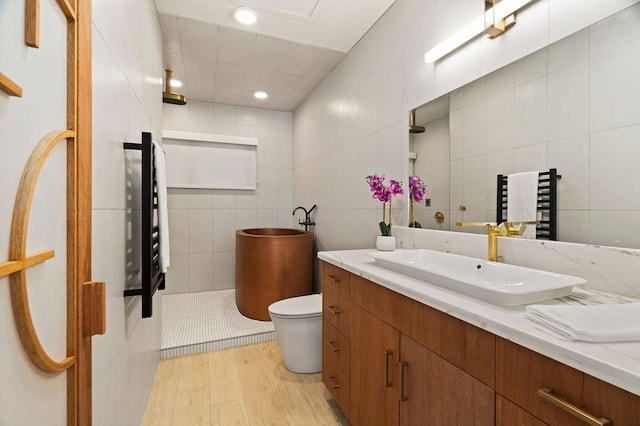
234, 6, 257, 25
424, 0, 536, 64
254, 90, 268, 100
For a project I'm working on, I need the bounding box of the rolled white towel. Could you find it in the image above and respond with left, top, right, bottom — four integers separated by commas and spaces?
525, 303, 640, 343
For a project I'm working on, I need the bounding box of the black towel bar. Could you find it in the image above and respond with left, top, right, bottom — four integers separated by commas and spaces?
496, 168, 560, 241
122, 132, 165, 318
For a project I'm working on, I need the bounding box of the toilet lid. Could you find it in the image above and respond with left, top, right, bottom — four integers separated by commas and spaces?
268, 294, 322, 319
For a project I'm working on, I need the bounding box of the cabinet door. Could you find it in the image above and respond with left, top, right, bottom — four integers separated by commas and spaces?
350, 304, 400, 426
496, 395, 548, 426
582, 374, 640, 426
496, 338, 585, 426
399, 334, 494, 426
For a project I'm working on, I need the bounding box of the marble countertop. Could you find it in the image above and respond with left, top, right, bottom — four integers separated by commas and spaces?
318, 249, 640, 397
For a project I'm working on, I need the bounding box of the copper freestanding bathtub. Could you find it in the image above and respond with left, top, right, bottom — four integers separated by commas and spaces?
236, 228, 313, 321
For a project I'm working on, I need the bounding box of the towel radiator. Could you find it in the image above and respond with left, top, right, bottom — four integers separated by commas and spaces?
496, 169, 561, 240
123, 132, 165, 318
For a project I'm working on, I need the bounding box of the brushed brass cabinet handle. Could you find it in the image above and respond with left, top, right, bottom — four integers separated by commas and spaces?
398, 361, 409, 402
327, 305, 340, 315
328, 274, 340, 283
538, 388, 611, 426
384, 350, 393, 388
327, 375, 341, 389
327, 341, 340, 352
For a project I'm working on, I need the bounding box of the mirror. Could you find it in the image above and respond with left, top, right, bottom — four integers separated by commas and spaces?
409, 3, 640, 249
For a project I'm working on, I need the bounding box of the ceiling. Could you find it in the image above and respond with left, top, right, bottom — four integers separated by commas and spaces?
155, 0, 396, 111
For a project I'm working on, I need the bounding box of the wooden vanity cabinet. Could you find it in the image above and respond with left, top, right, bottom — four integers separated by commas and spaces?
321, 262, 352, 418
582, 375, 640, 426
350, 303, 399, 425
497, 337, 640, 426
496, 395, 548, 426
322, 261, 495, 425
399, 334, 494, 426
321, 261, 640, 425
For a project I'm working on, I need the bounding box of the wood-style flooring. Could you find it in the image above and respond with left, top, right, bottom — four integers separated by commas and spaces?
141, 340, 349, 425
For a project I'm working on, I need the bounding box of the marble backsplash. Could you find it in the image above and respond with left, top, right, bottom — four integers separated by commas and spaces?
393, 226, 640, 298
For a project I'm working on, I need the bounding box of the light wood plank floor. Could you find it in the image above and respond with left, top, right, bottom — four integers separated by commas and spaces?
142, 340, 349, 426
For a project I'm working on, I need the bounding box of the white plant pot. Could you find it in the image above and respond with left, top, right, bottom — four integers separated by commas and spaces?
376, 235, 396, 251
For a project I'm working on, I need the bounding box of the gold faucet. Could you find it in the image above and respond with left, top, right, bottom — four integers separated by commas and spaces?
455, 221, 539, 261
456, 222, 502, 261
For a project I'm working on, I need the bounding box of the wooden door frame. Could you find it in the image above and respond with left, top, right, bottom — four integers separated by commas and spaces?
0, 0, 96, 424
74, 0, 94, 424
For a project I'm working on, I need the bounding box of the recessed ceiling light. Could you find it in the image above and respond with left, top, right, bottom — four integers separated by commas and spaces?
234, 6, 257, 25
170, 79, 183, 88
254, 90, 268, 100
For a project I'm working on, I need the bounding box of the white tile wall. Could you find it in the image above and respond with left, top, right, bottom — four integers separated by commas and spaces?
163, 101, 294, 294
293, 0, 640, 274
91, 0, 163, 424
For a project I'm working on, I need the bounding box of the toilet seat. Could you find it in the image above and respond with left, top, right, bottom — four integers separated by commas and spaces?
268, 294, 322, 319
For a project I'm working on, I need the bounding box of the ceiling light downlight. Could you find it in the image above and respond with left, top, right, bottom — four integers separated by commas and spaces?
234, 6, 257, 25
254, 90, 268, 100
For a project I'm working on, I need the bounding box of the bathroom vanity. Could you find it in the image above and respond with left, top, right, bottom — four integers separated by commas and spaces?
319, 251, 640, 425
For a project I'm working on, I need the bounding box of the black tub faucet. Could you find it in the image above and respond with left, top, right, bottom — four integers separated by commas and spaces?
293, 204, 316, 232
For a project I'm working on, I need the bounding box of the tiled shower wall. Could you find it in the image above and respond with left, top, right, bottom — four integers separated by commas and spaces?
163, 101, 295, 294
91, 0, 164, 424
293, 0, 640, 255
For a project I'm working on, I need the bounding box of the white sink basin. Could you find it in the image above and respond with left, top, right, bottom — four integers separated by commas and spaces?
369, 249, 586, 305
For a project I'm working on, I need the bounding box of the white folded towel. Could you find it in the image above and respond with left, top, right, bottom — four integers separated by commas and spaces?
507, 171, 539, 239
153, 140, 171, 273
526, 303, 640, 343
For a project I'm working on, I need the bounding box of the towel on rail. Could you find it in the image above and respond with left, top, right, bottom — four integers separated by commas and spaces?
526, 303, 640, 342
153, 140, 170, 273
507, 171, 539, 239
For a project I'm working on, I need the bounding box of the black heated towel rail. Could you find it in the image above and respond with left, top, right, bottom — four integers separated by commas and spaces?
496, 168, 561, 241
123, 131, 165, 318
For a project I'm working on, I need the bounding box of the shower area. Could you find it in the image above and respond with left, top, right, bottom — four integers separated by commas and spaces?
162, 223, 315, 359
156, 103, 308, 358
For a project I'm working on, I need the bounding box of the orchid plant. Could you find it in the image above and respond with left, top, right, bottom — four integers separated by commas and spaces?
408, 175, 427, 228
366, 173, 404, 236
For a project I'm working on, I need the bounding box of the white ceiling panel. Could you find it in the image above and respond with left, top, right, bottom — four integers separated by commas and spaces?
217, 27, 257, 66
184, 58, 216, 87
178, 18, 219, 61
215, 63, 247, 90
270, 73, 304, 97
249, 36, 291, 71
189, 84, 215, 102
243, 68, 276, 92
278, 43, 323, 76
231, 0, 320, 20
213, 86, 241, 105
157, 1, 394, 111
155, 0, 395, 52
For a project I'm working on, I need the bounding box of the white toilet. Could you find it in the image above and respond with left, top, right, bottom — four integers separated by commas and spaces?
268, 293, 322, 374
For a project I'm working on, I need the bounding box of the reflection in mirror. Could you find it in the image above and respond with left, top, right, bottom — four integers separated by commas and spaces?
409, 95, 450, 231
410, 3, 640, 249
